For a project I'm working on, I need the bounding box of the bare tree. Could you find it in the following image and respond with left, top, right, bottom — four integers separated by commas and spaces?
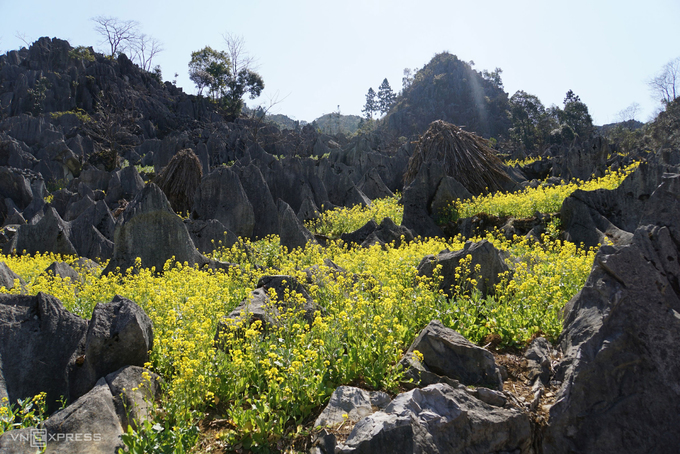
222, 32, 256, 74
92, 16, 139, 56
649, 57, 680, 105
616, 102, 641, 123
130, 34, 164, 71
14, 31, 31, 48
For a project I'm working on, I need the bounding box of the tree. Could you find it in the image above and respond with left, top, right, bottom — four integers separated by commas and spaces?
362, 87, 377, 119
377, 78, 396, 115
508, 90, 550, 152
402, 68, 414, 91
616, 102, 641, 123
482, 67, 504, 90
188, 37, 264, 119
130, 34, 164, 72
559, 90, 594, 138
92, 16, 139, 57
220, 34, 264, 119
188, 46, 230, 100
649, 57, 680, 106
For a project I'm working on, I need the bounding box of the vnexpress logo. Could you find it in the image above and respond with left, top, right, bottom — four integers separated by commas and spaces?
30, 428, 47, 448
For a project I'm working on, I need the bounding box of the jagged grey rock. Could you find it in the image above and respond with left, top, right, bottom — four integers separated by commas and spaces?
357, 168, 394, 200
314, 386, 391, 428
0, 292, 88, 411
417, 240, 508, 298
543, 174, 680, 453
232, 163, 279, 239
103, 183, 208, 274
560, 160, 672, 248
399, 320, 503, 390
72, 296, 154, 399
4, 206, 77, 256
192, 166, 255, 239
331, 383, 531, 454
0, 293, 154, 413
524, 337, 552, 386
277, 199, 317, 251
184, 218, 237, 254
105, 365, 160, 432
43, 261, 80, 282
400, 162, 445, 238
0, 261, 25, 291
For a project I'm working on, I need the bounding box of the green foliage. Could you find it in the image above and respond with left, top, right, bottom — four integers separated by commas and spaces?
362, 87, 377, 120
508, 90, 556, 152
120, 417, 199, 454
68, 46, 95, 62
188, 46, 230, 100
559, 90, 594, 139
377, 78, 396, 115
0, 393, 48, 434
27, 77, 50, 115
50, 108, 93, 123
188, 46, 264, 119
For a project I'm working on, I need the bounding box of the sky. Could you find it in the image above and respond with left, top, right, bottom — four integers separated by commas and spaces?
1, 0, 679, 125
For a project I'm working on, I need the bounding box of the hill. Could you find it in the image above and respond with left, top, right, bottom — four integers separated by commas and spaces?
381, 52, 511, 140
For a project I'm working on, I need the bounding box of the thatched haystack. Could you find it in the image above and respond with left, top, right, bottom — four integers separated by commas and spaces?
155, 148, 203, 215
404, 120, 512, 194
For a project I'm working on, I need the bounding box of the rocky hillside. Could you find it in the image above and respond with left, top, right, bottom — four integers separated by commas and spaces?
382, 52, 511, 140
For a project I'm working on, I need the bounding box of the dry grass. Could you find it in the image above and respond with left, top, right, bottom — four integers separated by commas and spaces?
155, 148, 203, 215
404, 120, 512, 195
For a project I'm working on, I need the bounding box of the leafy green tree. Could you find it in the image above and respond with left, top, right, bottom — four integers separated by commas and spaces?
189, 38, 264, 119
377, 78, 396, 115
188, 46, 230, 100
559, 90, 594, 139
482, 67, 504, 90
362, 87, 377, 119
508, 90, 546, 152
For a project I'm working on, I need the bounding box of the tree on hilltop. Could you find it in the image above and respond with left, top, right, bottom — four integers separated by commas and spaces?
188, 35, 264, 119
649, 56, 680, 106
377, 78, 396, 115
560, 89, 594, 138
362, 87, 377, 119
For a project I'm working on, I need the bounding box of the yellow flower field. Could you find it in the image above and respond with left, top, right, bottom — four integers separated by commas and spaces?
0, 163, 634, 452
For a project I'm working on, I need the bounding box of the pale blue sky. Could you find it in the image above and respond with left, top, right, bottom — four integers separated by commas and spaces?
1, 0, 678, 125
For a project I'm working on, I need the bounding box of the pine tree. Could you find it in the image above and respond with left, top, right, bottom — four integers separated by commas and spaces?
377, 78, 396, 115
362, 87, 377, 120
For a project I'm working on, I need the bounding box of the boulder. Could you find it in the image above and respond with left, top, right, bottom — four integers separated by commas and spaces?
232, 163, 279, 239
4, 206, 77, 256
314, 386, 391, 428
416, 240, 508, 298
340, 220, 378, 246
256, 275, 321, 323
542, 174, 680, 453
104, 166, 144, 209
0, 293, 153, 412
43, 261, 80, 282
103, 183, 208, 274
297, 196, 321, 224
192, 167, 255, 239
0, 166, 33, 210
323, 383, 531, 454
277, 199, 317, 251
0, 366, 159, 454
0, 262, 25, 291
399, 320, 503, 390
184, 219, 237, 254
400, 162, 445, 238
0, 292, 88, 411
524, 337, 552, 387
560, 161, 670, 248
357, 168, 394, 200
